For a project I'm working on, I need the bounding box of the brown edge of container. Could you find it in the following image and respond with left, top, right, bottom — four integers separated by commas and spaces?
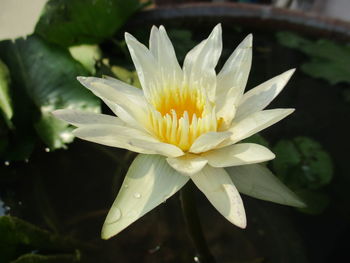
128, 2, 350, 42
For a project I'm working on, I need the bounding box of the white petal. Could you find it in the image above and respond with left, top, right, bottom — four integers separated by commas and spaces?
226, 164, 305, 207
79, 76, 146, 106
191, 166, 246, 228
202, 143, 275, 168
125, 32, 160, 100
150, 25, 182, 87
129, 138, 184, 157
73, 124, 183, 157
102, 154, 189, 239
236, 69, 295, 122
104, 101, 140, 128
189, 131, 232, 154
166, 154, 208, 176
183, 24, 222, 102
77, 77, 147, 126
216, 34, 252, 124
227, 109, 294, 145
183, 40, 205, 73
52, 109, 124, 127
149, 26, 159, 58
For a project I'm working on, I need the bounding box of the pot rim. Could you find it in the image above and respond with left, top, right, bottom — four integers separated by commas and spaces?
129, 2, 350, 41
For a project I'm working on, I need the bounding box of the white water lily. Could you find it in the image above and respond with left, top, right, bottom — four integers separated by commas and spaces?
53, 24, 304, 240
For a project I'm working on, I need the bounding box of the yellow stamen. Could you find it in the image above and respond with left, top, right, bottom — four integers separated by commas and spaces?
147, 86, 218, 151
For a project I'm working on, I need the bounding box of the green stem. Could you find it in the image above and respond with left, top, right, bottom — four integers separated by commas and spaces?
180, 182, 216, 263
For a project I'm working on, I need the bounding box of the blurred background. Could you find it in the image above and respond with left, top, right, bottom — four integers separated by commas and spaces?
1, 1, 350, 263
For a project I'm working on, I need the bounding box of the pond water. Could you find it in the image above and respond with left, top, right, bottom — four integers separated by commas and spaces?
1, 20, 350, 263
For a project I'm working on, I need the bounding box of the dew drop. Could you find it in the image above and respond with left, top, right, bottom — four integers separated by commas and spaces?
106, 208, 122, 224
4, 161, 10, 166
162, 195, 169, 203
45, 147, 50, 152
133, 192, 141, 199
124, 184, 129, 189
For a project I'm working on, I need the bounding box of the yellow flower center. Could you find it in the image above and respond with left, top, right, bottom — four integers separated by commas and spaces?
155, 86, 204, 121
147, 86, 218, 151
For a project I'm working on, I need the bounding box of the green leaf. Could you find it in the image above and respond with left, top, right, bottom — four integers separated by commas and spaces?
0, 60, 13, 128
35, 0, 143, 47
276, 31, 350, 84
11, 253, 79, 263
0, 36, 100, 150
0, 216, 79, 262
295, 190, 330, 215
167, 29, 196, 62
69, 45, 101, 74
111, 65, 141, 88
241, 133, 270, 148
272, 136, 333, 190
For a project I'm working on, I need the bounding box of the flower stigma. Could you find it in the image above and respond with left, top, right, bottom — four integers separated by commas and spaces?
147, 84, 218, 151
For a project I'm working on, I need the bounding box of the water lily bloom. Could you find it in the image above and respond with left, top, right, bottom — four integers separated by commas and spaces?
53, 24, 304, 239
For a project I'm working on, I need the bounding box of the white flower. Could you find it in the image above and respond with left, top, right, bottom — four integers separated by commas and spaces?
53, 24, 304, 239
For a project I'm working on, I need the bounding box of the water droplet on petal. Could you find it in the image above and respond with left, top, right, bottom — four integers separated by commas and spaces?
124, 184, 129, 189
162, 195, 169, 203
4, 161, 10, 166
106, 208, 122, 224
133, 192, 141, 199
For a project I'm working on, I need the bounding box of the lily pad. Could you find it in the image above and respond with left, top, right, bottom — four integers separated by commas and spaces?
35, 0, 143, 47
241, 133, 270, 148
276, 31, 350, 85
295, 190, 330, 215
11, 253, 79, 263
69, 45, 101, 74
0, 216, 79, 263
111, 66, 141, 89
272, 136, 333, 190
0, 36, 100, 151
0, 60, 13, 128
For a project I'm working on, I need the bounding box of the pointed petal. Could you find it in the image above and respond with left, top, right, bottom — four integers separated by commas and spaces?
78, 76, 146, 106
153, 26, 183, 86
183, 40, 205, 73
227, 109, 294, 145
73, 125, 183, 157
236, 69, 295, 122
77, 77, 148, 126
183, 24, 222, 101
191, 166, 246, 228
189, 131, 232, 154
216, 34, 252, 124
226, 164, 305, 207
104, 101, 140, 129
52, 109, 124, 127
202, 143, 275, 168
102, 154, 189, 239
125, 32, 158, 99
149, 26, 159, 58
167, 154, 208, 176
